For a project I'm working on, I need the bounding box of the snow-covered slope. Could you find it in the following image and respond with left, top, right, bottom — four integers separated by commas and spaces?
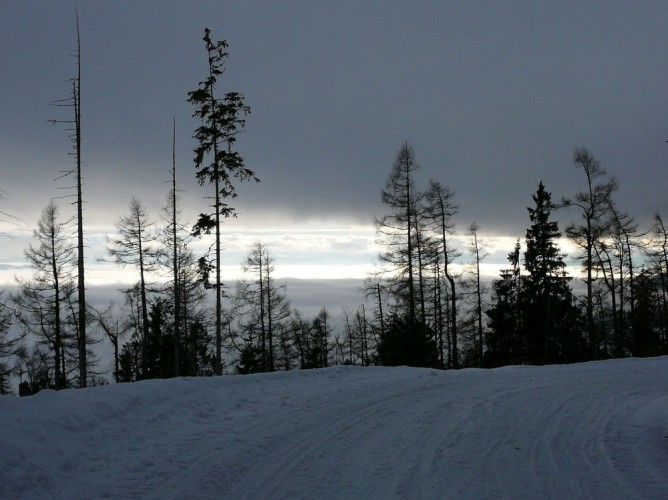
1, 357, 667, 499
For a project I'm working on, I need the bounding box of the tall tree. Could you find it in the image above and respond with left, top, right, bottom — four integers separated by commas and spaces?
188, 28, 259, 375
647, 213, 668, 345
233, 242, 291, 373
376, 142, 421, 325
424, 180, 459, 368
467, 221, 487, 367
564, 147, 617, 359
13, 202, 76, 388
107, 198, 155, 377
523, 182, 581, 364
49, 14, 87, 387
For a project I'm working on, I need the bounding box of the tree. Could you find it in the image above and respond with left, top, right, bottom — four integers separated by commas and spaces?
91, 303, 128, 383
107, 198, 156, 378
645, 213, 668, 347
232, 242, 291, 372
564, 147, 617, 358
377, 315, 438, 368
376, 142, 422, 326
593, 206, 639, 357
486, 241, 522, 367
288, 308, 333, 370
188, 27, 259, 376
522, 182, 582, 364
342, 305, 373, 366
0, 292, 23, 394
629, 269, 662, 357
49, 14, 87, 387
424, 180, 459, 368
467, 222, 487, 367
13, 202, 76, 389
169, 118, 181, 376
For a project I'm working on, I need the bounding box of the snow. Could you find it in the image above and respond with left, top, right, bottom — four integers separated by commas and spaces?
1, 357, 667, 499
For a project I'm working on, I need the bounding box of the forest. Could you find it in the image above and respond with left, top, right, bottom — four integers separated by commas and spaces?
1, 26, 667, 396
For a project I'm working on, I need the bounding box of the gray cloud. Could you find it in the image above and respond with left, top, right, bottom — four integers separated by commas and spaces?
2, 1, 666, 258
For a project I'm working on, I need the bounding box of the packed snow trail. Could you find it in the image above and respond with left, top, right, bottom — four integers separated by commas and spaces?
1, 357, 667, 499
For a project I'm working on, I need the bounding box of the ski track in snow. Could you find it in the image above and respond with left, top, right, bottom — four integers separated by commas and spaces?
1, 357, 667, 499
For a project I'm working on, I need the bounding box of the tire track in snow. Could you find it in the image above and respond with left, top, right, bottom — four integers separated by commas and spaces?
222, 380, 445, 499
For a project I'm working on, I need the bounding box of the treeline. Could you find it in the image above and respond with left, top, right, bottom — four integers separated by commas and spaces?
0, 27, 374, 394
368, 143, 668, 370
2, 25, 668, 395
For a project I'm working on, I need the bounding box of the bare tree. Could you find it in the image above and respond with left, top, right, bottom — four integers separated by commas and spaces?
49, 14, 87, 386
107, 198, 156, 377
563, 147, 617, 358
467, 222, 487, 366
91, 303, 128, 383
13, 202, 75, 389
424, 180, 459, 368
233, 242, 291, 372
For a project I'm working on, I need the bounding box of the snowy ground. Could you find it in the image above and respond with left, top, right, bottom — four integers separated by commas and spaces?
1, 357, 667, 499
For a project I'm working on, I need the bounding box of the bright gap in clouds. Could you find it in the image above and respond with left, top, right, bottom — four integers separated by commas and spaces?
0, 218, 587, 286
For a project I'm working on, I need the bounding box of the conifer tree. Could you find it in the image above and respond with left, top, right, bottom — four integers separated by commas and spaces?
376, 142, 421, 325
522, 182, 581, 364
188, 28, 259, 375
13, 203, 75, 388
107, 198, 156, 377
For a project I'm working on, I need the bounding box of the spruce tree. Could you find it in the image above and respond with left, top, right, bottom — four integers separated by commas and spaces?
188, 28, 258, 375
522, 182, 581, 364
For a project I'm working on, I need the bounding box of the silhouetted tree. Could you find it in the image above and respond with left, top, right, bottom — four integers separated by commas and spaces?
645, 213, 668, 347
376, 142, 421, 324
91, 303, 128, 383
107, 198, 156, 377
486, 241, 522, 367
424, 180, 459, 368
630, 269, 662, 357
232, 242, 291, 372
377, 315, 438, 368
0, 292, 23, 394
13, 203, 76, 389
467, 222, 487, 366
49, 14, 88, 387
564, 147, 617, 358
522, 182, 581, 364
188, 27, 259, 375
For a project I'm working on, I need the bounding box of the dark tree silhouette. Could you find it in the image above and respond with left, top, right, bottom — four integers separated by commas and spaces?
49, 14, 87, 387
13, 203, 75, 389
563, 148, 617, 358
188, 28, 259, 375
107, 198, 156, 377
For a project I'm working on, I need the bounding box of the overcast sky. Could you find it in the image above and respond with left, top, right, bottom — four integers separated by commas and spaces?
1, 1, 667, 286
